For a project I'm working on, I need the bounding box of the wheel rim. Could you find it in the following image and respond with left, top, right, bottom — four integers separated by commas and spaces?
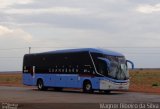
38, 81, 42, 89
86, 83, 91, 91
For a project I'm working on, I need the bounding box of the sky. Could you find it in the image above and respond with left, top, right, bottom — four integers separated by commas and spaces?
0, 0, 160, 71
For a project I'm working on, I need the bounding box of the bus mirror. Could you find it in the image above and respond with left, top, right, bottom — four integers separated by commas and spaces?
126, 60, 134, 69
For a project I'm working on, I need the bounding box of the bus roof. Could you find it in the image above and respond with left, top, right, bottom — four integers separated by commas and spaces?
32, 48, 124, 57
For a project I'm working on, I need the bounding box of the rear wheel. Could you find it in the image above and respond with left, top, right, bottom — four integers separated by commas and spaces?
37, 79, 47, 91
83, 81, 93, 93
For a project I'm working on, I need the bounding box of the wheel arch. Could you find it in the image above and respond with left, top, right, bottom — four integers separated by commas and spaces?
83, 79, 92, 87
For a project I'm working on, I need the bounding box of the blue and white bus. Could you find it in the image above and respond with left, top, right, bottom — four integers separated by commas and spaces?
23, 48, 134, 93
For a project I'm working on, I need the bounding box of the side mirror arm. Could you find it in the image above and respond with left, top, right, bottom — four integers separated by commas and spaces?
126, 60, 134, 69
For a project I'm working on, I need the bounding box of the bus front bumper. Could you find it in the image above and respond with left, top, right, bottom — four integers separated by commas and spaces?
99, 80, 129, 90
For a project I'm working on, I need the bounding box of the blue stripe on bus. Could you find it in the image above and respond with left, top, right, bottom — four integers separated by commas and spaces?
23, 73, 128, 90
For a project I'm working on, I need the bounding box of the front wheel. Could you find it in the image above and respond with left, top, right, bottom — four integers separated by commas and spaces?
83, 81, 93, 93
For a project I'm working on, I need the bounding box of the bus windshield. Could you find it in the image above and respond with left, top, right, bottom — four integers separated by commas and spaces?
97, 56, 129, 80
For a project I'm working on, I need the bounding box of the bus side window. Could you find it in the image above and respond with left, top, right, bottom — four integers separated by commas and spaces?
69, 68, 71, 73
72, 68, 75, 73
75, 65, 79, 73
76, 69, 79, 73
68, 65, 72, 73
83, 68, 87, 73
90, 68, 94, 74
62, 68, 64, 73
58, 66, 61, 73
97, 59, 108, 76
55, 67, 57, 73
49, 68, 51, 73
61, 65, 64, 73
65, 68, 68, 73
52, 68, 54, 73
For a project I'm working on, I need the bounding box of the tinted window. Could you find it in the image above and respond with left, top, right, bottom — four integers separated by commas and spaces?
23, 51, 95, 74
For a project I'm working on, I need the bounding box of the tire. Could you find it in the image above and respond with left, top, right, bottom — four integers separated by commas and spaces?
83, 81, 93, 93
37, 79, 47, 91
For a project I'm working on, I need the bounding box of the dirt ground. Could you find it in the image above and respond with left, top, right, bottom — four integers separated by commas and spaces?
0, 73, 23, 87
0, 69, 160, 94
129, 69, 160, 94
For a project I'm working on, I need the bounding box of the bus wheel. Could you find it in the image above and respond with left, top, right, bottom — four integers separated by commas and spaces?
37, 79, 47, 91
83, 81, 93, 93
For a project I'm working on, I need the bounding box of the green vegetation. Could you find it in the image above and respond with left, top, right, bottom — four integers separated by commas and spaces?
152, 83, 159, 87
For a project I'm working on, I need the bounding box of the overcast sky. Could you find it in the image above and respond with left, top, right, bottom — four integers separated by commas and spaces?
0, 0, 160, 71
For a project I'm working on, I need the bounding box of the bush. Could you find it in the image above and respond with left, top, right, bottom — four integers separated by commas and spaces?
152, 83, 159, 87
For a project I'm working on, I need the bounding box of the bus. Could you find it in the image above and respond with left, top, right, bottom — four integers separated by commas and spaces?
23, 48, 134, 93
